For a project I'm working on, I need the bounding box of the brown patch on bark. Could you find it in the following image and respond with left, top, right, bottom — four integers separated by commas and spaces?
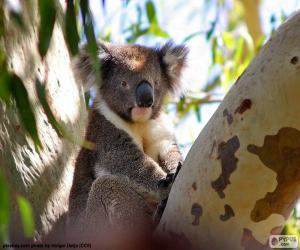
211, 136, 240, 198
192, 182, 197, 190
235, 99, 252, 114
247, 127, 300, 222
241, 228, 269, 250
223, 109, 233, 125
220, 204, 235, 221
290, 56, 299, 65
190, 203, 202, 226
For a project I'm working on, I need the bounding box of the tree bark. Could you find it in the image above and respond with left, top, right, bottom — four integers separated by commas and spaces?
157, 11, 300, 250
0, 1, 87, 240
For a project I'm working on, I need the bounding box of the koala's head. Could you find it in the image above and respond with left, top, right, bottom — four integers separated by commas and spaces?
75, 41, 188, 123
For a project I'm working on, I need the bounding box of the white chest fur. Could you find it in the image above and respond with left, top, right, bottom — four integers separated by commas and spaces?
97, 100, 175, 162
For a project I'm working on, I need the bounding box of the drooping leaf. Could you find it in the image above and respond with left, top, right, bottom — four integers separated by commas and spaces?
0, 68, 11, 103
9, 74, 42, 148
80, 0, 101, 81
182, 31, 203, 43
35, 79, 63, 137
17, 196, 35, 238
222, 32, 235, 49
0, 172, 10, 244
38, 0, 56, 58
146, 0, 158, 27
65, 0, 80, 55
206, 21, 216, 40
194, 105, 201, 122
146, 0, 169, 38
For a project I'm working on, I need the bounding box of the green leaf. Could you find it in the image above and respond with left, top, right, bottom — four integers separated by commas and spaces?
0, 172, 10, 244
146, 0, 158, 27
0, 68, 11, 103
206, 21, 216, 40
182, 31, 203, 43
17, 196, 35, 238
211, 37, 217, 64
146, 1, 168, 38
80, 1, 101, 81
149, 25, 168, 38
36, 79, 94, 150
194, 105, 201, 122
9, 74, 42, 148
38, 0, 56, 58
222, 32, 234, 49
233, 37, 244, 65
65, 0, 80, 56
35, 79, 63, 137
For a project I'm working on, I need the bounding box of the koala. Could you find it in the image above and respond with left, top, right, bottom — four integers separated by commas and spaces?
68, 41, 188, 236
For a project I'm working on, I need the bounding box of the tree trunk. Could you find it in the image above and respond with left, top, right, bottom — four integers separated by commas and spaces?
157, 11, 300, 250
0, 0, 87, 240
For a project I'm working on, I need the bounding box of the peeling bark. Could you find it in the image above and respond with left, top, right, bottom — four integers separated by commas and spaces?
157, 11, 300, 250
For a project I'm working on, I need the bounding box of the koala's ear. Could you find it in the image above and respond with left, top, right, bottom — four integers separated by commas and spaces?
73, 41, 110, 90
159, 41, 189, 93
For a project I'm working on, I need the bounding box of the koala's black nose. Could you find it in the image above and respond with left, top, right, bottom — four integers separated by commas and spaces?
136, 81, 154, 108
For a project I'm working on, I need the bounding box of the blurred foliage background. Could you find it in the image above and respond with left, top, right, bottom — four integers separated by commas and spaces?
0, 0, 299, 245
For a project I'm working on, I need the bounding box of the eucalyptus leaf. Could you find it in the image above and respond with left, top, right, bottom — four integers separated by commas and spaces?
35, 79, 63, 137
0, 172, 9, 244
17, 196, 35, 238
65, 0, 80, 56
9, 74, 42, 148
38, 0, 56, 58
80, 0, 101, 80
0, 68, 11, 103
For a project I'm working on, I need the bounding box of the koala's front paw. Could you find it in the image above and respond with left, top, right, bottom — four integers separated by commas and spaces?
157, 173, 174, 201
158, 173, 174, 188
173, 161, 182, 180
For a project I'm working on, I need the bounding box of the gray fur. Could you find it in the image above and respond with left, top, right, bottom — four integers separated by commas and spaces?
68, 41, 188, 236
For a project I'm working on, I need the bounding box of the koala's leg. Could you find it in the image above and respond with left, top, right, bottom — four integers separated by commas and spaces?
85, 175, 154, 234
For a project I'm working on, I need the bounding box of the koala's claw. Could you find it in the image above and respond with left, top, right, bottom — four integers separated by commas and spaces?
158, 161, 183, 189
173, 161, 182, 180
158, 173, 174, 188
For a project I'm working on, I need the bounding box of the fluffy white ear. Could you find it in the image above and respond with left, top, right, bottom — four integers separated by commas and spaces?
159, 41, 189, 93
73, 41, 110, 90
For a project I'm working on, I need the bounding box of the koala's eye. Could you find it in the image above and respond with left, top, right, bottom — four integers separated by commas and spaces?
121, 81, 128, 88
154, 81, 158, 85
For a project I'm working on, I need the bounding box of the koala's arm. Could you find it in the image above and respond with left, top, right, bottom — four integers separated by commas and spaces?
95, 113, 170, 200
103, 142, 169, 201
158, 140, 183, 174
147, 114, 183, 174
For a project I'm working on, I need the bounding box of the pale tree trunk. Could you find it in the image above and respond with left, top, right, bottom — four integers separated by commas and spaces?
158, 11, 300, 250
0, 0, 87, 240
